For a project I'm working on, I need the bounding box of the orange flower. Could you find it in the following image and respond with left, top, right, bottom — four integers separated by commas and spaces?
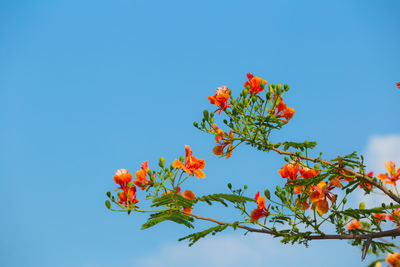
397, 82, 400, 89
113, 169, 133, 189
347, 220, 362, 230
250, 191, 270, 222
118, 187, 138, 206
133, 161, 151, 190
172, 145, 206, 178
299, 166, 319, 179
295, 198, 310, 210
309, 181, 336, 214
208, 86, 231, 114
377, 161, 400, 186
268, 96, 295, 123
212, 124, 234, 159
373, 213, 387, 223
244, 73, 267, 94
182, 190, 196, 214
359, 171, 373, 190
386, 252, 400, 267
278, 162, 300, 180
388, 209, 400, 222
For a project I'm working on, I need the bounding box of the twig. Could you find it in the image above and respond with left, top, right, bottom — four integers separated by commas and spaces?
185, 212, 400, 241
270, 147, 400, 204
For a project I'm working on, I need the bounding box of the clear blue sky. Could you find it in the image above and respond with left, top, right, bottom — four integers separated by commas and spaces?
1, 1, 399, 266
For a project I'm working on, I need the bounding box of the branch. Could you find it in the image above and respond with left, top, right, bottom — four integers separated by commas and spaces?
270, 147, 400, 204
185, 212, 400, 241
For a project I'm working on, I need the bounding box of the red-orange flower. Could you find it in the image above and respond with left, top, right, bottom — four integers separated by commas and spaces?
278, 162, 300, 180
299, 166, 319, 179
268, 96, 295, 123
309, 181, 336, 214
244, 73, 267, 94
397, 82, 400, 89
377, 161, 400, 186
359, 171, 374, 190
347, 220, 362, 230
118, 187, 138, 206
295, 198, 310, 210
389, 209, 400, 222
182, 190, 196, 214
386, 252, 400, 267
113, 169, 133, 189
250, 191, 270, 222
208, 86, 231, 114
373, 213, 387, 223
133, 161, 151, 190
212, 124, 234, 159
172, 145, 206, 178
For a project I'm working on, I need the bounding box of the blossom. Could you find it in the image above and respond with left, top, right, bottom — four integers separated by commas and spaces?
182, 190, 196, 214
133, 161, 151, 190
118, 187, 138, 206
278, 162, 300, 180
359, 171, 374, 190
172, 145, 206, 178
250, 191, 270, 222
212, 124, 234, 159
388, 209, 400, 222
309, 181, 336, 214
386, 251, 400, 267
299, 166, 319, 179
373, 213, 387, 223
377, 161, 400, 185
397, 82, 400, 89
295, 198, 310, 210
244, 73, 267, 94
268, 96, 295, 123
208, 86, 231, 114
113, 169, 133, 189
347, 220, 362, 230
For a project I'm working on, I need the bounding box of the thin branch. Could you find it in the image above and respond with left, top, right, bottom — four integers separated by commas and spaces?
185, 212, 400, 240
270, 147, 400, 204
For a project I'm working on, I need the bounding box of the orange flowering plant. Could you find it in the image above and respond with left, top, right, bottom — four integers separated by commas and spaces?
106, 73, 400, 266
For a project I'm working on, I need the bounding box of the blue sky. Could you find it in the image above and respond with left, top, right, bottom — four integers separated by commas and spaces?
1, 1, 399, 266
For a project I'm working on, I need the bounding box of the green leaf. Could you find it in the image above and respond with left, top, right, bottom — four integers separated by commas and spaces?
178, 224, 229, 246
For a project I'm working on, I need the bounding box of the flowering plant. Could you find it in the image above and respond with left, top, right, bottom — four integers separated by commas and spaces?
106, 73, 400, 267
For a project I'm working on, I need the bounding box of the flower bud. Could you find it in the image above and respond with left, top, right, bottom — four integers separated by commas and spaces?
227, 183, 232, 189
243, 88, 248, 95
244, 98, 249, 106
251, 96, 257, 102
264, 189, 271, 200
158, 157, 165, 168
147, 169, 152, 176
193, 121, 198, 128
276, 185, 281, 192
359, 202, 365, 210
284, 84, 289, 91
210, 117, 214, 124
179, 156, 184, 162
230, 99, 235, 105
203, 110, 209, 120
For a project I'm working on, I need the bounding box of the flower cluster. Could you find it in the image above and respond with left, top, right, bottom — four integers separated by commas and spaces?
386, 251, 400, 267
172, 145, 206, 178
244, 73, 267, 94
208, 86, 231, 114
377, 161, 400, 186
250, 191, 270, 223
212, 124, 234, 158
268, 96, 295, 123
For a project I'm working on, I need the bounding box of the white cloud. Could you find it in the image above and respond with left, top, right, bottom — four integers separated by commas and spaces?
364, 135, 400, 174
133, 232, 364, 267
357, 134, 400, 208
